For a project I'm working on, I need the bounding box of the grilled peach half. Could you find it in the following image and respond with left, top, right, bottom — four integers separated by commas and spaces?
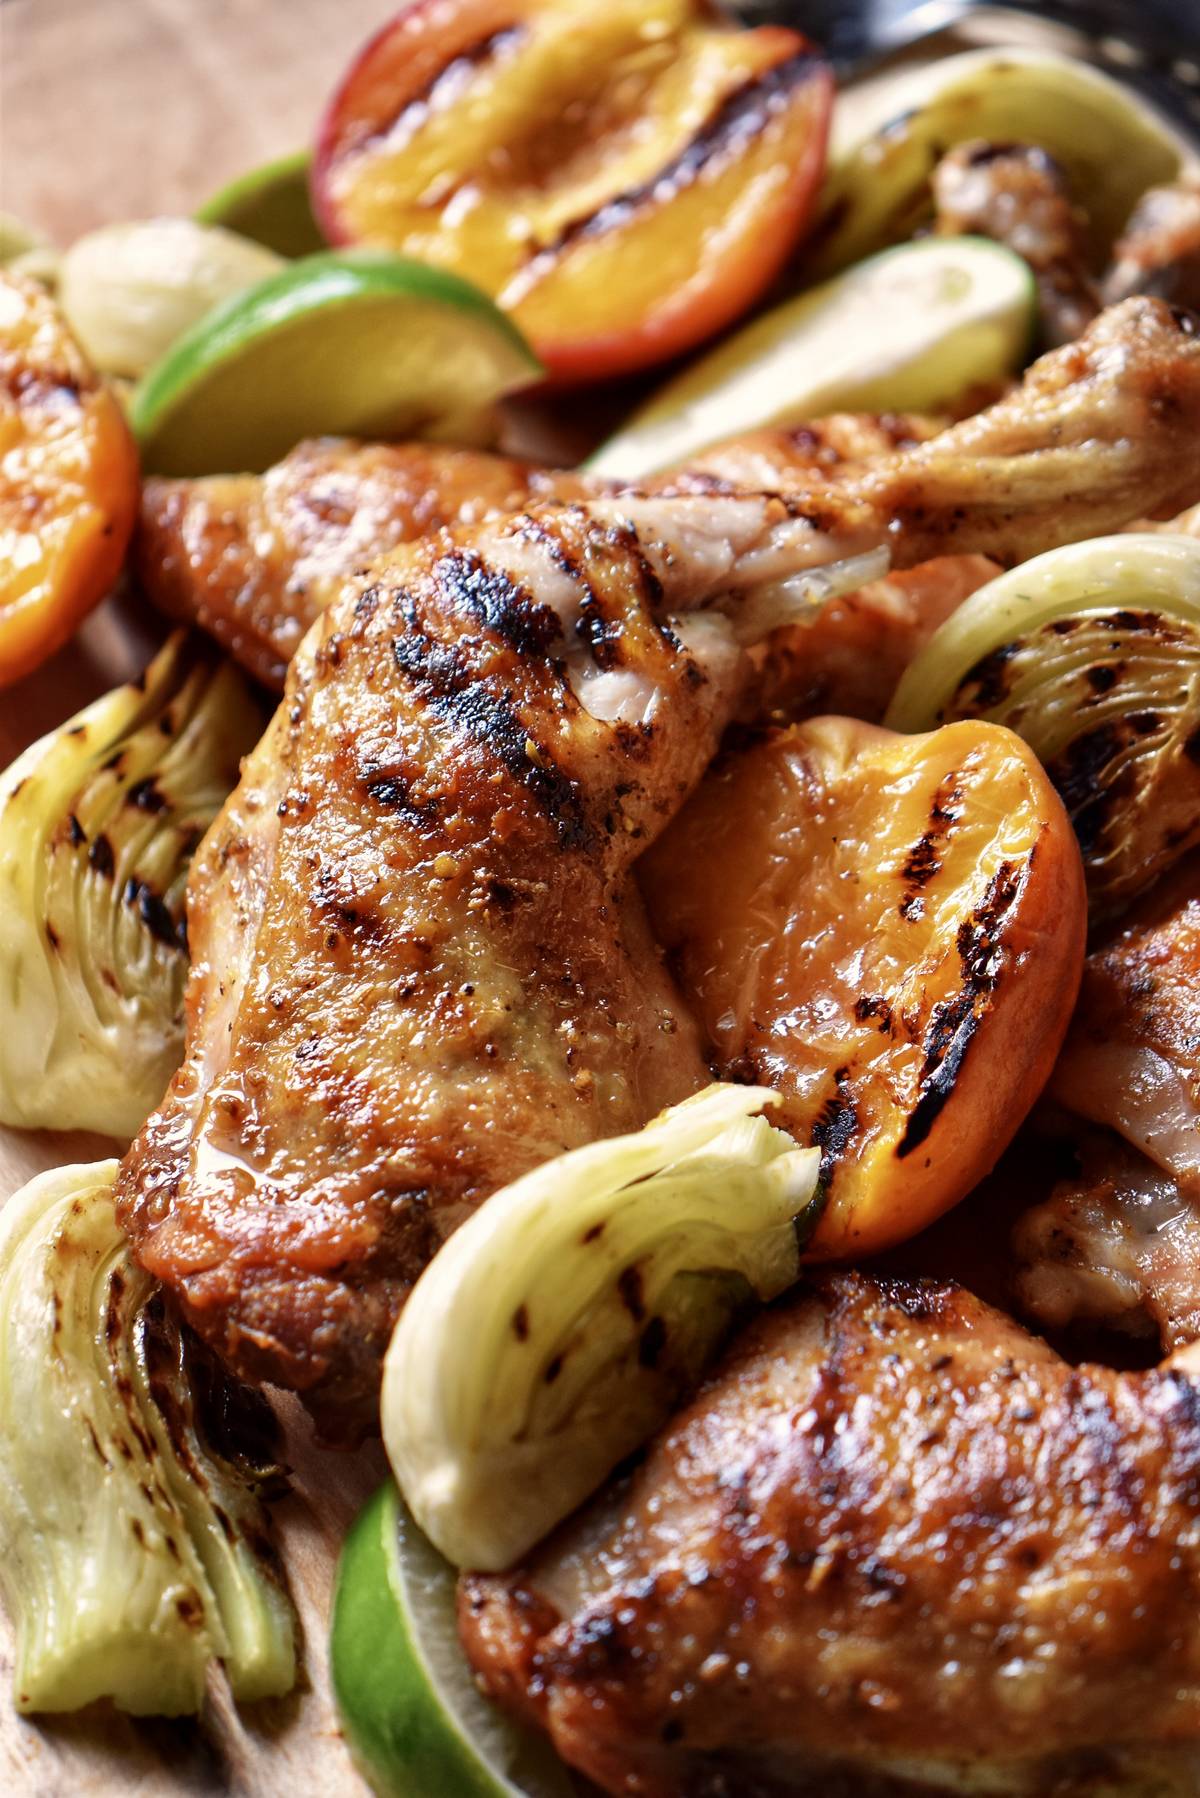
0, 272, 139, 685
640, 716, 1086, 1259
312, 0, 833, 383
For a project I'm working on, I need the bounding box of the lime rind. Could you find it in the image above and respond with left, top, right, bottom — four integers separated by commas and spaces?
331, 1483, 574, 1798
130, 249, 543, 476
196, 151, 325, 259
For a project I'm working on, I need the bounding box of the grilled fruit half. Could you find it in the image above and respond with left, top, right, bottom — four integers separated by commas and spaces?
312, 0, 833, 383
640, 717, 1087, 1259
887, 534, 1200, 919
0, 272, 139, 684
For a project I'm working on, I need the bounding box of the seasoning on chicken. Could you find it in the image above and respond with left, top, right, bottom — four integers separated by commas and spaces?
133, 414, 942, 693
1015, 852, 1200, 1351
1014, 1127, 1200, 1352
1104, 179, 1200, 313
134, 441, 581, 688
932, 139, 1099, 346
115, 301, 1200, 1430
461, 1272, 1200, 1797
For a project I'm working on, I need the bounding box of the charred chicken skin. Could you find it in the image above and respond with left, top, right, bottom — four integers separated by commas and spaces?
116, 301, 1200, 1429
461, 1272, 1200, 1798
133, 413, 941, 692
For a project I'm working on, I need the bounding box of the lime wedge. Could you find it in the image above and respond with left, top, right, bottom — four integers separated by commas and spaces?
587, 236, 1034, 481
330, 1483, 574, 1798
196, 152, 326, 259
130, 250, 543, 476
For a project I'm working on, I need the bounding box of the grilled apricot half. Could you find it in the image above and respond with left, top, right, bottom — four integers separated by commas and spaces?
640, 717, 1086, 1259
312, 0, 833, 383
0, 273, 139, 685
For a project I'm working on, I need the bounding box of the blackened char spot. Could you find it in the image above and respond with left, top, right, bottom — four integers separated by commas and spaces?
391, 623, 592, 849
897, 858, 1024, 1157
537, 51, 824, 258
1048, 722, 1133, 857
617, 1265, 645, 1323
802, 1068, 858, 1242
434, 549, 560, 657
360, 770, 438, 825
899, 769, 963, 915
958, 643, 1019, 711
855, 994, 893, 1032
124, 878, 186, 951
127, 777, 167, 813
88, 833, 115, 877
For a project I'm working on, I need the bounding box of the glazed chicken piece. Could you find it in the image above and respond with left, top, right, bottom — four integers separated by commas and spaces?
1104, 179, 1200, 312
133, 412, 945, 693
932, 139, 1099, 346
134, 441, 582, 687
1014, 1127, 1200, 1352
116, 301, 1200, 1429
461, 1272, 1200, 1797
1016, 853, 1200, 1350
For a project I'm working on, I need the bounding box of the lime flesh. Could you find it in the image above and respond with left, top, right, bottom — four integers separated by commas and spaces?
330, 1483, 575, 1798
130, 250, 543, 476
587, 236, 1035, 480
196, 151, 325, 259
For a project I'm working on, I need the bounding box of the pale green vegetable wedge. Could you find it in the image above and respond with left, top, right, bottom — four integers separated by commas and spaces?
587, 237, 1033, 480
383, 1083, 818, 1571
0, 1162, 293, 1715
809, 47, 1185, 278
0, 632, 264, 1140
59, 218, 285, 379
886, 533, 1200, 917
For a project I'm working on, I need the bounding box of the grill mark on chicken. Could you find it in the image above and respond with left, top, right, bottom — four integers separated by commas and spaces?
433, 548, 560, 656
116, 302, 1200, 1425
897, 857, 1025, 1157
389, 609, 593, 851
533, 51, 824, 261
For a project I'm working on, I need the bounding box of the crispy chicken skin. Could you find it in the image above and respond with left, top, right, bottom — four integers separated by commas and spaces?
1016, 855, 1200, 1349
134, 441, 580, 687
133, 414, 939, 691
461, 1273, 1200, 1798
117, 302, 1200, 1428
1104, 180, 1200, 313
933, 139, 1099, 346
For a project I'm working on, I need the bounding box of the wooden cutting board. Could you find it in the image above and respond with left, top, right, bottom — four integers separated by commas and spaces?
1, 2, 398, 1790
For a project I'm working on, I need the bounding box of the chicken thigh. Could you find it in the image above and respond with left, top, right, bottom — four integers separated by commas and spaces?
117, 301, 1200, 1430
462, 1273, 1200, 1797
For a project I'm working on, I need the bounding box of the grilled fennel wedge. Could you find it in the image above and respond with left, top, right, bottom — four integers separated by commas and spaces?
887, 534, 1200, 917
0, 632, 264, 1139
0, 1161, 294, 1715
382, 1084, 818, 1572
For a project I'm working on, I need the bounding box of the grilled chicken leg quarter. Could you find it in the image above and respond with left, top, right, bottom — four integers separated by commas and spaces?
116, 300, 1200, 1430
462, 1274, 1200, 1797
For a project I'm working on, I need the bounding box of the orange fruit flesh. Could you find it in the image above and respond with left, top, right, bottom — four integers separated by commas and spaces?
316, 0, 831, 378
640, 717, 1087, 1258
0, 273, 139, 685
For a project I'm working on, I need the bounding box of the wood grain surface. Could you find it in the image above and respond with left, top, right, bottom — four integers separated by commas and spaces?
1, 2, 398, 1791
